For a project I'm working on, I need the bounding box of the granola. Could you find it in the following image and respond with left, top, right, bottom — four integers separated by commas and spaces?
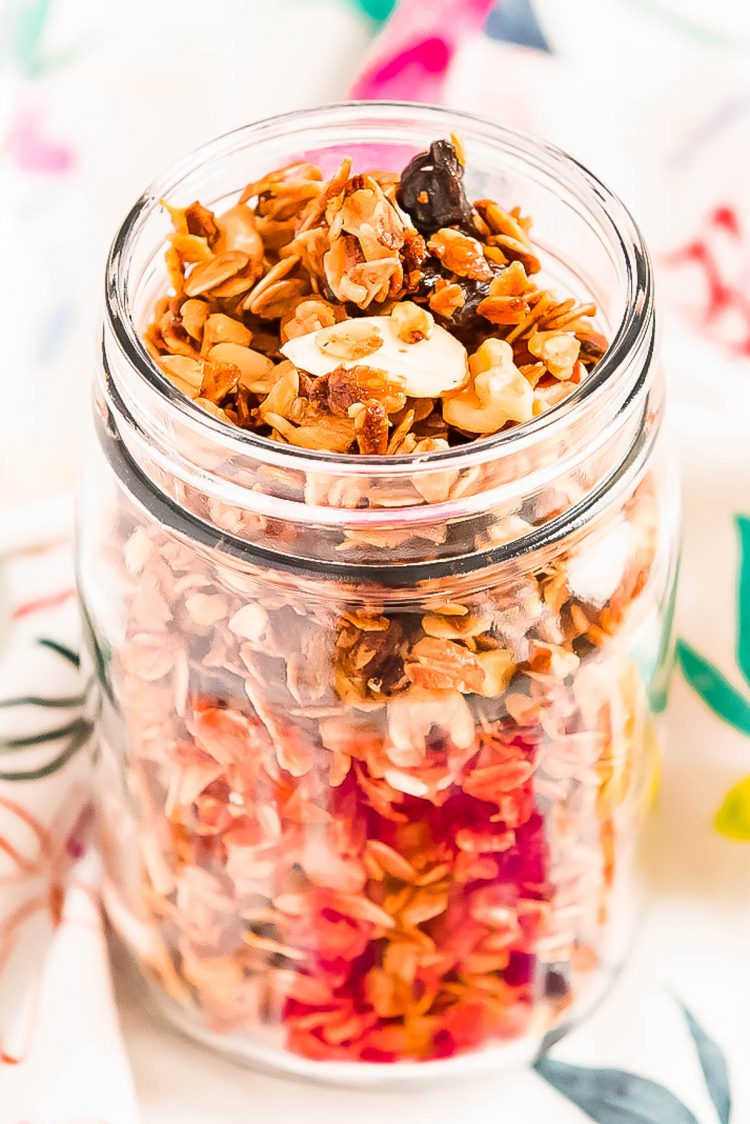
146, 140, 606, 454
96, 475, 665, 1066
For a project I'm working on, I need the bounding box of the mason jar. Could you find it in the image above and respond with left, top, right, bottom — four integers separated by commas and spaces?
77, 102, 679, 1083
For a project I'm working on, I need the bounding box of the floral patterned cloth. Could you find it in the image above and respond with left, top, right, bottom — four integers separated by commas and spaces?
1, 1, 749, 1121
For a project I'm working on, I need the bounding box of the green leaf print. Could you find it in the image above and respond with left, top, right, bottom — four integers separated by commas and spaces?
678, 513, 750, 841
534, 1058, 700, 1123
677, 641, 750, 736
291, 0, 396, 26
535, 999, 731, 1123
734, 515, 750, 689
350, 0, 398, 22
649, 566, 679, 715
679, 1000, 732, 1124
0, 0, 79, 77
0, 637, 93, 781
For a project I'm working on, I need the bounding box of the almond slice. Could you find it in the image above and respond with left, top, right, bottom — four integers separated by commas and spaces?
281, 315, 467, 399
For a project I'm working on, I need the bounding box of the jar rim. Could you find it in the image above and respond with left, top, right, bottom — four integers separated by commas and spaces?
105, 100, 654, 475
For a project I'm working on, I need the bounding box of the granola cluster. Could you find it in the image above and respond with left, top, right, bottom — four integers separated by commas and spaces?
92, 139, 668, 1071
145, 140, 606, 454
96, 476, 663, 1066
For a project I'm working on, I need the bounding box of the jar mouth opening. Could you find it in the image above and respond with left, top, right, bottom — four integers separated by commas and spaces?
105, 100, 653, 475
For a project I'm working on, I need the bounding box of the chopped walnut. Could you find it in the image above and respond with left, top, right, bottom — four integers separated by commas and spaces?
281, 297, 343, 342
351, 399, 389, 455
528, 330, 582, 379
428, 281, 466, 319
427, 228, 492, 282
443, 338, 533, 433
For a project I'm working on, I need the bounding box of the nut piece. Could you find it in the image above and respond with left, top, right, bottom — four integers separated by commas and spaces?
316, 320, 384, 361
528, 330, 581, 379
281, 315, 468, 399
443, 338, 532, 434
150, 145, 604, 452
427, 228, 492, 282
428, 282, 465, 319
183, 251, 250, 297
281, 298, 342, 342
184, 592, 228, 625
214, 203, 264, 261
228, 603, 269, 642
390, 301, 434, 344
179, 299, 209, 341
202, 313, 253, 351
157, 355, 205, 398
475, 649, 515, 697
323, 176, 408, 308
207, 342, 274, 386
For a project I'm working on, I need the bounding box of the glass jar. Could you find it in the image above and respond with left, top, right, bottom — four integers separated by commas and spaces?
78, 103, 679, 1082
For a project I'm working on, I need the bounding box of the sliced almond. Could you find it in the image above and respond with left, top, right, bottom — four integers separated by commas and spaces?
168, 233, 213, 264
208, 342, 274, 386
215, 203, 264, 259
180, 299, 208, 341
202, 314, 253, 350
281, 315, 467, 399
184, 251, 249, 297
157, 355, 204, 397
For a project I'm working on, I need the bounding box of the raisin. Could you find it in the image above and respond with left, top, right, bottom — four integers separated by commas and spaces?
412, 259, 498, 348
444, 276, 494, 338
397, 140, 475, 236
411, 257, 448, 298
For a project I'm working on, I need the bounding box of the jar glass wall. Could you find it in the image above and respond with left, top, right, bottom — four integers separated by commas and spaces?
77, 103, 679, 1082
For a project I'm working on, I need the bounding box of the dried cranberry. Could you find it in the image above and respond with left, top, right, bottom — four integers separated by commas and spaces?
397, 140, 476, 236
504, 950, 536, 987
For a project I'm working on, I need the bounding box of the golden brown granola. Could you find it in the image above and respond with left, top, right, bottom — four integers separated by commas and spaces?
146, 139, 607, 455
